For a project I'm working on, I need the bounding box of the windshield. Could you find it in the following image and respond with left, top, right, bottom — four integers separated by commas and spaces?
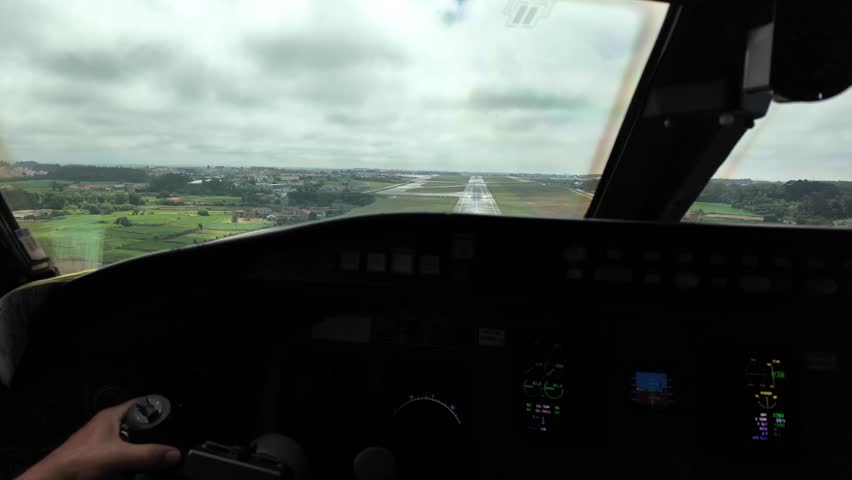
0, 0, 667, 273
686, 89, 852, 227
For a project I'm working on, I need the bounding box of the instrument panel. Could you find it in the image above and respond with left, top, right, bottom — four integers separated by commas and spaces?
303, 299, 852, 479
9, 214, 852, 478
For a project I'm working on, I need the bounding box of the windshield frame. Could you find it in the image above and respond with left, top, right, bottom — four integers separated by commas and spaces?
586, 1, 776, 222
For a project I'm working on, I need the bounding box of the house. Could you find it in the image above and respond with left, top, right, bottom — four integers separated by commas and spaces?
13, 209, 53, 220
234, 209, 247, 218
252, 207, 273, 217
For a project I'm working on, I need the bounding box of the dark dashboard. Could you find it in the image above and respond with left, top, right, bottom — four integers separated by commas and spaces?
3, 214, 852, 479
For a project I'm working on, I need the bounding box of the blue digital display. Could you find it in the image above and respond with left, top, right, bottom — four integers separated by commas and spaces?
632, 371, 674, 407
635, 372, 668, 392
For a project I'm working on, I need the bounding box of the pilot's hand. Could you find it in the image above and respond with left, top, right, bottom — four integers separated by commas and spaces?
17, 399, 181, 480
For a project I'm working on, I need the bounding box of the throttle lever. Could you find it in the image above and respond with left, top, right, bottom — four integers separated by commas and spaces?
120, 395, 174, 445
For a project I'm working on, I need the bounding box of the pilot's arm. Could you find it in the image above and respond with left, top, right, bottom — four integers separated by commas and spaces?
17, 399, 181, 480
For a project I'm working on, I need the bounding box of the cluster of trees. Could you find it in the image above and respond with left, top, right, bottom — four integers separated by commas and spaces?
1, 186, 145, 214
14, 161, 61, 173
698, 180, 852, 225
148, 173, 191, 192
48, 165, 148, 183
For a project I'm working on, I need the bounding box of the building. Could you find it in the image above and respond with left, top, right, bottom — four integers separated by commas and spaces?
13, 209, 54, 220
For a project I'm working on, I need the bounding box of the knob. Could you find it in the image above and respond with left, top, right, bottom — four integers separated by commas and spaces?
252, 434, 308, 480
354, 447, 396, 480
120, 395, 173, 444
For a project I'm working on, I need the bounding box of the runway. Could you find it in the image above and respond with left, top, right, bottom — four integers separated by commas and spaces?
454, 176, 502, 215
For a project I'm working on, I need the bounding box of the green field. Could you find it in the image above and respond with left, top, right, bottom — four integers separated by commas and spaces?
349, 195, 457, 215
408, 178, 468, 192
0, 179, 73, 191
481, 176, 525, 184
22, 208, 274, 271
171, 195, 243, 205
693, 216, 764, 225
484, 177, 590, 218
406, 188, 465, 194
689, 202, 759, 217
427, 175, 469, 183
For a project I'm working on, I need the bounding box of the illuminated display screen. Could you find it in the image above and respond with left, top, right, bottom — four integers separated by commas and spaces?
631, 371, 674, 408
745, 357, 787, 442
522, 360, 565, 433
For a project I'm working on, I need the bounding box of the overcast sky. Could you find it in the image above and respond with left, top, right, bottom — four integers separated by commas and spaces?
0, 1, 848, 179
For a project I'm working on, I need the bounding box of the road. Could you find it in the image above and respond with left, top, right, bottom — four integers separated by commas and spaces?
454, 176, 502, 215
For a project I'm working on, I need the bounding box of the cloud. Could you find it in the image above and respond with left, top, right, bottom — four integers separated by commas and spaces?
0, 0, 674, 175
246, 35, 407, 72
34, 44, 173, 82
469, 88, 593, 111
720, 92, 852, 181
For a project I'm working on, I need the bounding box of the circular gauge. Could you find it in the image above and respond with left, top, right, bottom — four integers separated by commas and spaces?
523, 379, 543, 397
393, 393, 461, 426
542, 362, 564, 399
391, 393, 463, 479
522, 362, 546, 397
543, 381, 564, 400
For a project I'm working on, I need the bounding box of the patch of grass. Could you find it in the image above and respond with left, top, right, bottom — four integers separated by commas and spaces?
101, 249, 146, 265
692, 216, 765, 225
406, 185, 467, 194
689, 202, 760, 217
179, 195, 242, 205
419, 181, 464, 186
349, 195, 457, 215
482, 176, 524, 184
23, 206, 274, 271
428, 175, 469, 183
485, 180, 589, 218
0, 179, 73, 191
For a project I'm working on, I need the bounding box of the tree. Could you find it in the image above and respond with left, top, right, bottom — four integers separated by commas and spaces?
113, 192, 129, 204
48, 165, 147, 182
198, 223, 203, 231
308, 212, 318, 221
231, 213, 238, 223
82, 203, 101, 214
114, 216, 132, 227
149, 173, 192, 192
42, 193, 66, 210
198, 209, 209, 216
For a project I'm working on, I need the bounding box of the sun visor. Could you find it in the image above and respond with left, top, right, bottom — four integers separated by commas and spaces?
771, 1, 852, 102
